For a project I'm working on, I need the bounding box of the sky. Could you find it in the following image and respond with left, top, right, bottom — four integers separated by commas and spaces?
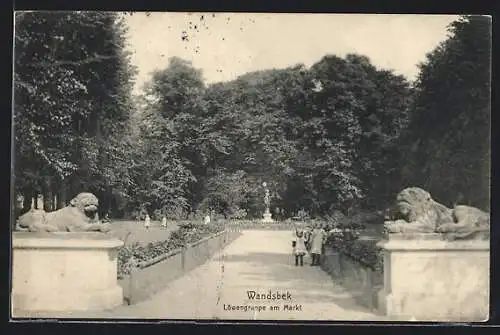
124, 13, 460, 94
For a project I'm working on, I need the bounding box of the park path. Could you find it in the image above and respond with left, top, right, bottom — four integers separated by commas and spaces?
100, 230, 385, 320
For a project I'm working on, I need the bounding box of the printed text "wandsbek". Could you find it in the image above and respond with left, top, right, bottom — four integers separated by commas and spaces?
247, 290, 292, 300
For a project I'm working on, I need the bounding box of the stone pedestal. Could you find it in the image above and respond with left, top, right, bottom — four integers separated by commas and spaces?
12, 232, 124, 314
262, 211, 274, 223
377, 234, 489, 321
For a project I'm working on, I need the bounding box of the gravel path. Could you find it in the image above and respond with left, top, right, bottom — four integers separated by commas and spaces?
64, 230, 386, 321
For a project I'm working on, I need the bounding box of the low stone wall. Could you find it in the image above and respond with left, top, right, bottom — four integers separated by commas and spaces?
225, 222, 298, 230
320, 245, 383, 311
119, 229, 242, 305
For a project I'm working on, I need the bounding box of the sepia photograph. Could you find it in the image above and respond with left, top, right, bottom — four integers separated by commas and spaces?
11, 12, 491, 322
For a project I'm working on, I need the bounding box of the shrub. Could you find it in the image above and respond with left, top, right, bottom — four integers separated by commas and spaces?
228, 207, 248, 220
324, 209, 347, 226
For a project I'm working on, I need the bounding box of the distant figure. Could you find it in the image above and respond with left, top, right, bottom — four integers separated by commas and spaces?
161, 216, 167, 228
275, 207, 281, 221
144, 214, 151, 229
204, 215, 211, 225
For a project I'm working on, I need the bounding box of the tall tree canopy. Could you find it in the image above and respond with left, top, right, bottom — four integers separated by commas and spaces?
14, 11, 136, 215
136, 55, 413, 218
129, 57, 205, 218
399, 15, 491, 210
14, 13, 489, 221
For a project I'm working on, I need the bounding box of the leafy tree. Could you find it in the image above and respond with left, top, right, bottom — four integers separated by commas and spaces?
400, 15, 491, 210
199, 169, 253, 218
200, 66, 307, 217
14, 12, 88, 210
343, 54, 413, 209
15, 12, 435, 222
283, 54, 413, 214
192, 57, 412, 218
13, 11, 136, 215
132, 57, 205, 217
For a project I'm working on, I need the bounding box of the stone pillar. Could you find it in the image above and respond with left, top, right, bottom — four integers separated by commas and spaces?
12, 232, 124, 315
376, 234, 489, 321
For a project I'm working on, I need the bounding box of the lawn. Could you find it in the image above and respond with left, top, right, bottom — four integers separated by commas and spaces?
108, 220, 180, 245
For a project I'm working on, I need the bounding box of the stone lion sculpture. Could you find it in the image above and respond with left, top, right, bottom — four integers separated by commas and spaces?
384, 187, 489, 240
16, 192, 111, 233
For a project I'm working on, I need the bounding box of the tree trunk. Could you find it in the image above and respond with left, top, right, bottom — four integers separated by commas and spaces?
43, 177, 54, 212
57, 179, 67, 209
22, 188, 33, 214
68, 173, 83, 203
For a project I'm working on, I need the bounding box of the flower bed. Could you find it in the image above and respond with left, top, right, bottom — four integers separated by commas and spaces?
321, 244, 384, 310
117, 223, 226, 279
119, 228, 242, 305
223, 219, 299, 230
325, 229, 384, 272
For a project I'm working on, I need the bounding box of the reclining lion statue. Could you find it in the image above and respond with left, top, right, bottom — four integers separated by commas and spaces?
384, 187, 489, 240
16, 192, 111, 233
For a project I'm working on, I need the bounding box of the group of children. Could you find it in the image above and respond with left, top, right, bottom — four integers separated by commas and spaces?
291, 223, 328, 267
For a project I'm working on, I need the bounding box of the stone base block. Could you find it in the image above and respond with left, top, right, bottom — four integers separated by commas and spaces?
262, 213, 274, 223
377, 235, 489, 322
11, 232, 124, 314
13, 285, 123, 312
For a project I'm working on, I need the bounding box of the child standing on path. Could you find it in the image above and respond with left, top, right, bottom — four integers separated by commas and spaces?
310, 223, 327, 266
292, 229, 307, 266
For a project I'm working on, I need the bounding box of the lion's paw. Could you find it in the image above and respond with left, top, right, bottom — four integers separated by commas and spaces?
436, 223, 455, 233
384, 221, 404, 233
99, 223, 112, 233
44, 225, 60, 232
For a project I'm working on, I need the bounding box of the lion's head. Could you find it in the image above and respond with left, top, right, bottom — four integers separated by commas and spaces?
393, 187, 432, 222
70, 192, 99, 220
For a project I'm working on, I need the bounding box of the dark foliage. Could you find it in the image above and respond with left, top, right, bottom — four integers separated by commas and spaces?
14, 14, 490, 225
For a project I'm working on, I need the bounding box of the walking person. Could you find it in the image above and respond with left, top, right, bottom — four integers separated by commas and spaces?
310, 222, 327, 266
204, 214, 211, 225
144, 214, 151, 229
161, 215, 167, 228
292, 229, 307, 266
